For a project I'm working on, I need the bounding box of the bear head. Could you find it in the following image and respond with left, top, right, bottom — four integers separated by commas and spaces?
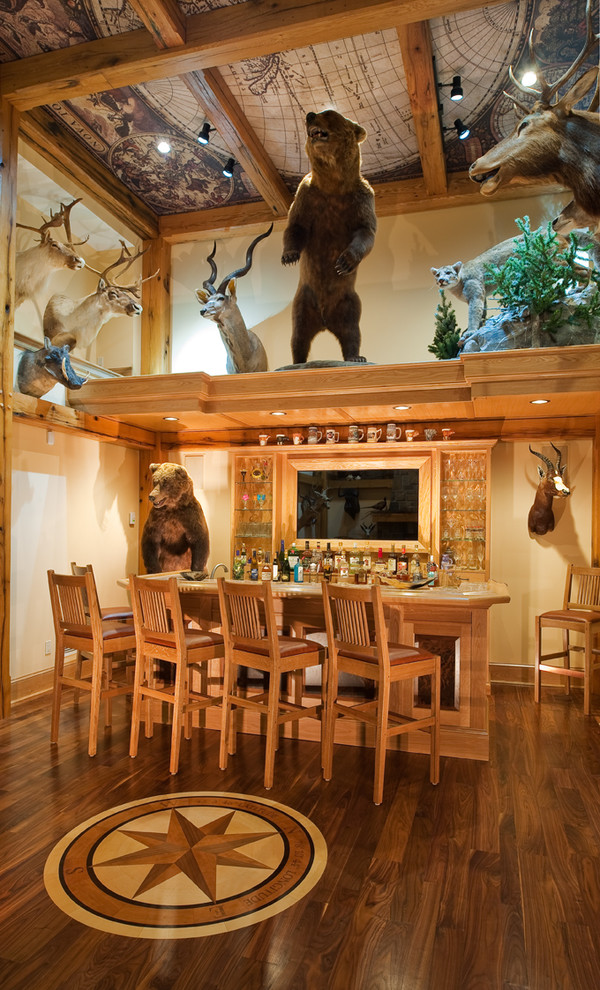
304, 109, 367, 174
148, 462, 194, 509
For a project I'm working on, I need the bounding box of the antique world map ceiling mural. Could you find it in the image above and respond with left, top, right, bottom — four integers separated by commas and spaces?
0, 1, 598, 218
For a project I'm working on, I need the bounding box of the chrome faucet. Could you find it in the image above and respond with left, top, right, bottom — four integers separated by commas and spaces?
210, 562, 229, 578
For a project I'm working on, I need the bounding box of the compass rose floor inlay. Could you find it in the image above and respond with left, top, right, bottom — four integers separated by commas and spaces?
44, 792, 327, 939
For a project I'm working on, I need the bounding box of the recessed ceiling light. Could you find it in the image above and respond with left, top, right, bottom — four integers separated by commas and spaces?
270, 411, 286, 416
156, 139, 171, 154
530, 399, 549, 405
521, 70, 537, 87
163, 416, 179, 421
394, 405, 411, 411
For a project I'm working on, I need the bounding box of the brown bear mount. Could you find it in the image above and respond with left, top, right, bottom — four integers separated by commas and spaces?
281, 109, 377, 365
141, 463, 209, 576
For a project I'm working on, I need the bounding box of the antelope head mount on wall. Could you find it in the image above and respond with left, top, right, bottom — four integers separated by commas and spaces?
527, 442, 570, 536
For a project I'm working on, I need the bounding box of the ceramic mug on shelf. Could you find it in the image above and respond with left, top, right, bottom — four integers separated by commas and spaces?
366, 426, 382, 443
386, 422, 402, 442
348, 425, 365, 443
258, 433, 270, 446
405, 429, 419, 441
275, 434, 288, 445
442, 428, 455, 441
307, 426, 322, 444
325, 428, 340, 444
292, 431, 304, 445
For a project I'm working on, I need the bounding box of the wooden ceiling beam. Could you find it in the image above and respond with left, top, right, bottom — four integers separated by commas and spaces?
397, 21, 447, 197
128, 0, 187, 49
0, 0, 513, 111
19, 108, 159, 240
158, 174, 567, 241
182, 70, 292, 218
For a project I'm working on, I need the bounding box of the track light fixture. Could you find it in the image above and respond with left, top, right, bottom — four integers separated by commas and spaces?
454, 119, 470, 140
197, 122, 214, 145
222, 157, 235, 178
438, 74, 463, 101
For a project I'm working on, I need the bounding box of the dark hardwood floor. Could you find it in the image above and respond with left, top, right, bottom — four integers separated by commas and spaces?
1, 684, 600, 989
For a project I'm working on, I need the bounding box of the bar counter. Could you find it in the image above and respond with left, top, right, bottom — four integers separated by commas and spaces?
153, 576, 510, 762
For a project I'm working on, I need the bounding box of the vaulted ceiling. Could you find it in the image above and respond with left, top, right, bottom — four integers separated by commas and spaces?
2, 0, 598, 241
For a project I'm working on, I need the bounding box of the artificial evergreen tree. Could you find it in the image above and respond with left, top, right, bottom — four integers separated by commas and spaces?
485, 216, 600, 347
429, 289, 462, 359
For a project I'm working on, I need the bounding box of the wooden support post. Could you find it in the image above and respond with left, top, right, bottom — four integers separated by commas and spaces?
0, 99, 19, 717
593, 416, 600, 568
141, 236, 171, 376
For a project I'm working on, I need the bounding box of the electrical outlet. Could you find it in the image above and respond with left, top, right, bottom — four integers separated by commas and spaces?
44, 640, 52, 655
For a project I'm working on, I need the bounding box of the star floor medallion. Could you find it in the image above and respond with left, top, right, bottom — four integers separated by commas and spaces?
44, 792, 327, 938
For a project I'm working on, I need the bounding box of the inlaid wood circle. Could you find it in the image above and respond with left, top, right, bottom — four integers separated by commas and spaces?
44, 792, 327, 939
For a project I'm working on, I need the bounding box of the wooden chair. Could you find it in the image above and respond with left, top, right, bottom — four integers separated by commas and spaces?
321, 581, 441, 805
128, 574, 225, 774
217, 577, 326, 790
48, 568, 136, 757
71, 562, 133, 621
535, 564, 600, 715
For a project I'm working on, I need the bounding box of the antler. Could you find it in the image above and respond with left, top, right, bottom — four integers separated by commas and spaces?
549, 441, 563, 474
508, 0, 599, 107
202, 242, 218, 294
216, 224, 274, 294
86, 241, 156, 294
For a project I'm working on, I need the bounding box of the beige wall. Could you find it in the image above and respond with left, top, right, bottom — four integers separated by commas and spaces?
171, 190, 572, 372
10, 421, 140, 683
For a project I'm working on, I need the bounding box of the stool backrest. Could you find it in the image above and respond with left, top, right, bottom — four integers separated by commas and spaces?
48, 569, 102, 639
564, 565, 600, 613
129, 574, 185, 656
322, 582, 387, 666
217, 578, 279, 658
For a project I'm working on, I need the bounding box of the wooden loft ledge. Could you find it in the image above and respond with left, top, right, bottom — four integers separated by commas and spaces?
23, 344, 592, 445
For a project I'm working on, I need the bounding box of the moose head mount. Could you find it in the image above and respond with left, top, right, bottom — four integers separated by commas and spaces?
528, 442, 570, 536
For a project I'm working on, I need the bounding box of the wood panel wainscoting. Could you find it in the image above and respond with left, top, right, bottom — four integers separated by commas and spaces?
171, 578, 510, 763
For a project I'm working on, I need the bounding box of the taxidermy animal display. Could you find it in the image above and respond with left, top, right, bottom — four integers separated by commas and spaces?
431, 229, 546, 335
16, 337, 88, 398
141, 462, 210, 576
470, 0, 600, 221
43, 242, 149, 354
552, 201, 600, 270
527, 443, 570, 536
15, 198, 86, 308
281, 109, 377, 364
195, 226, 272, 374
297, 488, 330, 532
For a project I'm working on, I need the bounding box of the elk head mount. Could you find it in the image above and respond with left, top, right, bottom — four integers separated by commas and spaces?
469, 0, 600, 225
195, 224, 273, 374
43, 241, 155, 354
15, 198, 87, 308
528, 443, 570, 536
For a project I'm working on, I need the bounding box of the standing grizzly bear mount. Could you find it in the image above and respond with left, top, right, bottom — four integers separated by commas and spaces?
141, 463, 209, 577
282, 109, 377, 364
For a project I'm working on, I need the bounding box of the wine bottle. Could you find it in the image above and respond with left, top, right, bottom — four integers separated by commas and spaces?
250, 550, 259, 581
322, 542, 333, 582
387, 543, 398, 575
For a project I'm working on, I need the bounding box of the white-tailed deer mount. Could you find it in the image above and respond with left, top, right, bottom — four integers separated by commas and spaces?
528, 443, 570, 536
43, 241, 153, 354
195, 224, 273, 374
470, 0, 600, 221
16, 198, 87, 308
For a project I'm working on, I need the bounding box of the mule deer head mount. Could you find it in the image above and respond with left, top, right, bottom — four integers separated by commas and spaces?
527, 443, 570, 536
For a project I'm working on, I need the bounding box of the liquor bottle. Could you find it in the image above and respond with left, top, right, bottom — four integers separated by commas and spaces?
250, 550, 259, 581
261, 551, 272, 581
271, 549, 279, 582
410, 552, 423, 581
349, 542, 360, 580
294, 557, 304, 583
338, 544, 349, 582
280, 541, 291, 583
288, 541, 300, 572
398, 545, 410, 580
240, 542, 247, 571
427, 554, 438, 586
387, 543, 398, 575
322, 542, 333, 582
232, 549, 244, 580
372, 547, 386, 582
355, 546, 367, 584
314, 541, 323, 577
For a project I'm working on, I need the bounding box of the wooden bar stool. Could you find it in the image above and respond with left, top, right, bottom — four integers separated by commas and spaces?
128, 574, 224, 774
48, 568, 136, 756
535, 564, 600, 715
217, 577, 326, 790
321, 581, 441, 805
